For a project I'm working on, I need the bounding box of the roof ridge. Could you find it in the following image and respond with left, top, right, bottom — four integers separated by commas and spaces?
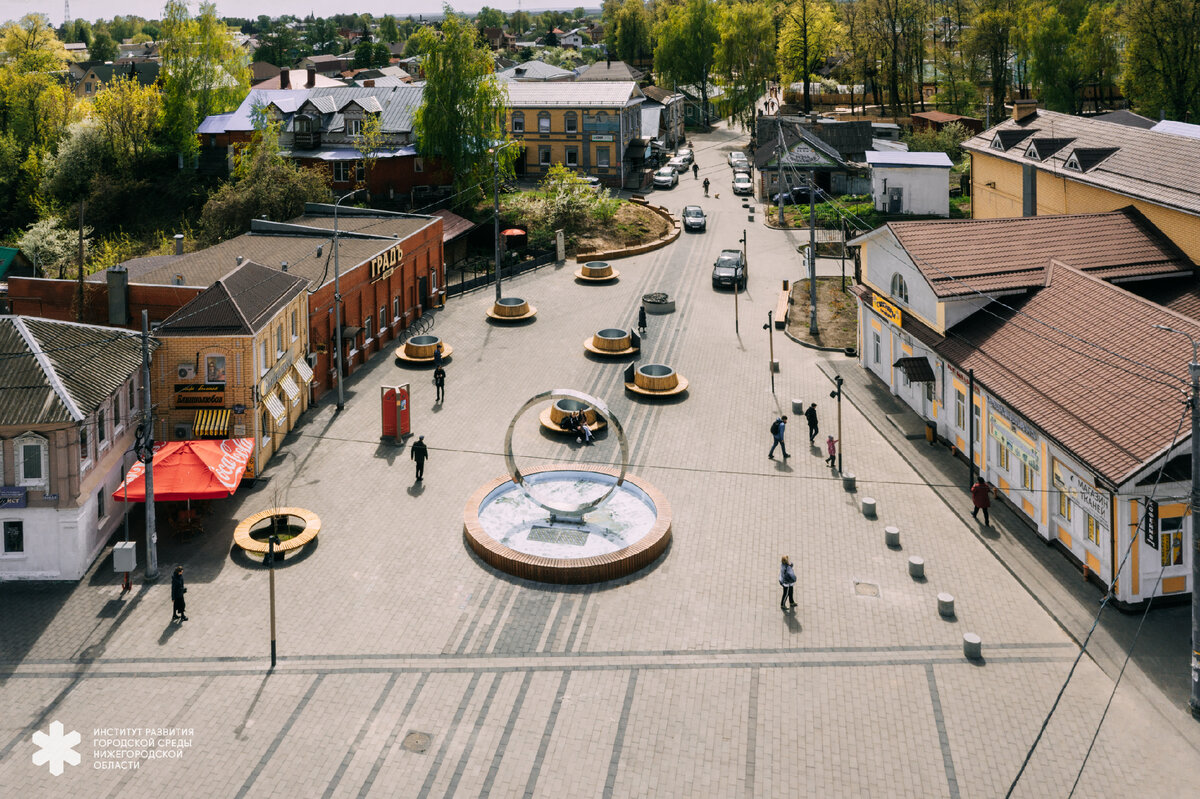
9, 317, 86, 422
1048, 257, 1200, 332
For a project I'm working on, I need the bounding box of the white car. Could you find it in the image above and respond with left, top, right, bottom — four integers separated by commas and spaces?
667, 156, 689, 173
675, 147, 694, 165
727, 151, 749, 169
653, 166, 678, 188
733, 172, 754, 195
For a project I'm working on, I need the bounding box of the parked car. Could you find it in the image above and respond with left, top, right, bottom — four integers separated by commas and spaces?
682, 205, 707, 231
675, 147, 694, 166
732, 172, 754, 195
667, 156, 689, 173
653, 166, 679, 188
727, 151, 749, 170
712, 249, 747, 290
772, 184, 808, 205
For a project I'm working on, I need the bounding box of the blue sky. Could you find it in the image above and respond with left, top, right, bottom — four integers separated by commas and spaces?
3, 1, 588, 27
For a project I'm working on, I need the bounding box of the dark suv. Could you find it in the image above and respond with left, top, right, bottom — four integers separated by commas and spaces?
712, 249, 746, 290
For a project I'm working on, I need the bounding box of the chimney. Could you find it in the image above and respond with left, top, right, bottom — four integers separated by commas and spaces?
306, 66, 316, 88
236, 255, 244, 265
107, 265, 129, 326
279, 67, 290, 88
173, 233, 184, 255
1012, 98, 1038, 123
364, 79, 375, 87
281, 261, 288, 272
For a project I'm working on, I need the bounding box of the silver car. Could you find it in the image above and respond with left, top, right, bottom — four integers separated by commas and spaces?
667, 156, 688, 173
733, 172, 753, 195
653, 166, 679, 188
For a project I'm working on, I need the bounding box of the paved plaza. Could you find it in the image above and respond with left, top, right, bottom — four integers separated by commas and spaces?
4, 125, 1200, 797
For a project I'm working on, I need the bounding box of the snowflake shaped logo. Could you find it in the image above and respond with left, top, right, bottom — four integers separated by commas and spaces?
32, 721, 81, 776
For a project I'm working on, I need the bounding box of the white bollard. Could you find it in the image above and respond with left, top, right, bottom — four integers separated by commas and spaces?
908, 556, 925, 579
938, 593, 955, 618
842, 473, 857, 491
861, 497, 877, 518
885, 526, 900, 548
791, 398, 804, 414
963, 633, 982, 660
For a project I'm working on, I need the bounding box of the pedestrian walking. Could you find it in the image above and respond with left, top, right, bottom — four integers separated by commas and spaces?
970, 477, 996, 525
703, 177, 710, 197
805, 403, 819, 443
432, 343, 444, 369
692, 162, 699, 179
779, 556, 797, 609
171, 566, 187, 622
768, 415, 789, 459
411, 435, 429, 481
825, 435, 838, 468
433, 366, 445, 403
637, 305, 647, 335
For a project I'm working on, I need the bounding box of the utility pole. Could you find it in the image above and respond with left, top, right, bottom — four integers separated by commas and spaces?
830, 374, 844, 473
332, 188, 362, 412
267, 534, 279, 668
967, 368, 975, 488
808, 169, 818, 336
141, 310, 158, 581
765, 312, 775, 393
77, 200, 85, 322
493, 152, 503, 302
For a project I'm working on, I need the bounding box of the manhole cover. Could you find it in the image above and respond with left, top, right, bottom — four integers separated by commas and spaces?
402, 731, 432, 753
854, 581, 880, 597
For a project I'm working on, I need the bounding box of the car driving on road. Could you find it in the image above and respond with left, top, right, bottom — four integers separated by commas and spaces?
682, 205, 707, 231
712, 249, 747, 290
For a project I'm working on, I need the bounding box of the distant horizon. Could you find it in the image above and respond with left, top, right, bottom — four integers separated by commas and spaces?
2, 1, 597, 27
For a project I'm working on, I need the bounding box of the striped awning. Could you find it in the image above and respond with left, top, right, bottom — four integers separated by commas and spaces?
263, 392, 287, 426
293, 359, 314, 384
193, 409, 230, 438
279, 373, 300, 402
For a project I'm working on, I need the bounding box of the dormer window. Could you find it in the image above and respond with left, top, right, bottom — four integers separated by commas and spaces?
891, 273, 909, 304
1063, 147, 1118, 173
1025, 137, 1074, 161
348, 119, 363, 136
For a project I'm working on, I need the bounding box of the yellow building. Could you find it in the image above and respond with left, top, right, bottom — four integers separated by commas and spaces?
152, 261, 312, 478
504, 81, 645, 187
964, 101, 1200, 262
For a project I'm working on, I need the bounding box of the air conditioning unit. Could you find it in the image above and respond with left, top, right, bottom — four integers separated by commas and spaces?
173, 422, 192, 440
177, 363, 196, 379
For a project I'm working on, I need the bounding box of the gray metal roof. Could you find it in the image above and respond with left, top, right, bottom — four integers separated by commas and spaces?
211, 85, 424, 135
505, 80, 642, 108
865, 151, 952, 168
497, 61, 574, 81
0, 316, 149, 426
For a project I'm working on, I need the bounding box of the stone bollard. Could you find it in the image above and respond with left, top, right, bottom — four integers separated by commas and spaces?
885, 526, 901, 548
963, 633, 982, 660
908, 556, 925, 579
791, 398, 804, 414
938, 593, 955, 618
861, 497, 877, 518
842, 472, 857, 492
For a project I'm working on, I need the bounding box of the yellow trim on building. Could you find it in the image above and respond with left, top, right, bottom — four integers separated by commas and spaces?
1058, 526, 1072, 548
1022, 498, 1036, 518
870, 316, 882, 332
1159, 502, 1188, 518
1163, 576, 1187, 593
1086, 551, 1101, 574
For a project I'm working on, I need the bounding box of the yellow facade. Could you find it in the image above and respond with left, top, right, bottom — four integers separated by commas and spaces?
506, 102, 636, 183
970, 151, 1200, 263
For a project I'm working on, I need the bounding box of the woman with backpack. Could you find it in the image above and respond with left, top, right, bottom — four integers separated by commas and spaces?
779, 556, 797, 609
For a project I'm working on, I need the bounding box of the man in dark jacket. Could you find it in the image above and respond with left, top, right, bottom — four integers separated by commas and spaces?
433, 366, 446, 403
171, 566, 187, 622
768, 415, 788, 459
805, 403, 819, 443
971, 477, 996, 525
411, 435, 429, 480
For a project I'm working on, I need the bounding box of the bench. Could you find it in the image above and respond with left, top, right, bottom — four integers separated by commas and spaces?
774, 289, 790, 329
233, 506, 321, 555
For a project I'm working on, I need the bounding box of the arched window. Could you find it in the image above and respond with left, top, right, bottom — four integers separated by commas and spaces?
564, 111, 578, 133
891, 273, 909, 304
538, 111, 551, 133
511, 111, 524, 133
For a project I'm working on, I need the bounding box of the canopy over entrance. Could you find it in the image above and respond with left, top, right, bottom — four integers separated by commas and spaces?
113, 439, 254, 502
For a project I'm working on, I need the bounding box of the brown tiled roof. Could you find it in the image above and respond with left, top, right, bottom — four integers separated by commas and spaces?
963, 109, 1200, 216
157, 261, 307, 336
885, 207, 1193, 298
1126, 275, 1200, 322
431, 209, 475, 242
912, 110, 976, 124
935, 262, 1200, 486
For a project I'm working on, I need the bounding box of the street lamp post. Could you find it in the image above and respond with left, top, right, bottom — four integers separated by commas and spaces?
267, 534, 279, 668
764, 312, 775, 393
1153, 324, 1200, 720
830, 374, 844, 473
332, 188, 365, 412
736, 229, 746, 334
490, 140, 518, 302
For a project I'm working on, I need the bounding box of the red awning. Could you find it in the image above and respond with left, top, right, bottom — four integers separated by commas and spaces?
501, 228, 525, 236
113, 439, 254, 502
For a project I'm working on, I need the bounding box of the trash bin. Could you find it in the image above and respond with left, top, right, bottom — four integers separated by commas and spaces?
925, 423, 935, 443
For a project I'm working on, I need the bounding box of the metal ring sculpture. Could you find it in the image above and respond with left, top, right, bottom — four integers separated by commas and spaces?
503, 389, 628, 518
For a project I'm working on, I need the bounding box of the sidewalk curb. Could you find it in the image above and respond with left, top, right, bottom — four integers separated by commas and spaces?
782, 327, 848, 353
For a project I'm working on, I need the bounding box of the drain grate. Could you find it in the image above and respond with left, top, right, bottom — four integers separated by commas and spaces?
854, 581, 880, 597
402, 731, 432, 753
528, 526, 589, 546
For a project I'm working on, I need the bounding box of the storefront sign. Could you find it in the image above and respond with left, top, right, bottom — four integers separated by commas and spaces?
990, 398, 1039, 442
1053, 460, 1110, 526
1144, 499, 1159, 549
591, 134, 614, 142
872, 295, 902, 327
258, 354, 295, 398
369, 243, 403, 283
989, 416, 1038, 470
0, 486, 27, 509
174, 384, 225, 409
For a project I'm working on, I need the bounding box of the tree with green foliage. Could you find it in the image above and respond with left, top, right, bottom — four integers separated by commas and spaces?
655, 0, 718, 124
715, 0, 776, 129
159, 0, 250, 161
352, 113, 384, 193
18, 216, 91, 279
510, 11, 532, 34
89, 31, 118, 62
256, 20, 306, 67
305, 18, 342, 54
779, 0, 845, 112
614, 0, 653, 65
91, 76, 161, 167
500, 164, 618, 249
41, 120, 108, 206
476, 7, 506, 31
965, 0, 1016, 122
1123, 0, 1200, 122
413, 11, 514, 201
1016, 0, 1118, 114
903, 120, 970, 162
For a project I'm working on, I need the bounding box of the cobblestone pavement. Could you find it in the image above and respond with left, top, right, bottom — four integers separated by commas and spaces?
3, 122, 1200, 798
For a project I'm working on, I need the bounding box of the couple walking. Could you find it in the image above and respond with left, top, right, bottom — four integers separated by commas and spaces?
768, 405, 838, 466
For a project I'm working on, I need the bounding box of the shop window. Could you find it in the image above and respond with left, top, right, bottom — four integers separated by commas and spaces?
3, 521, 22, 553
566, 147, 578, 167
955, 390, 966, 429
597, 147, 610, 167
891, 273, 909, 304
512, 111, 524, 133
206, 355, 226, 384
564, 112, 578, 133
538, 111, 550, 132
1161, 517, 1184, 566
1086, 514, 1101, 545
1020, 461, 1035, 491
16, 433, 48, 489
997, 443, 1009, 471
1057, 490, 1073, 521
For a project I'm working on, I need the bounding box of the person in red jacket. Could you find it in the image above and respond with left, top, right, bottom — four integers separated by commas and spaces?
971, 477, 996, 525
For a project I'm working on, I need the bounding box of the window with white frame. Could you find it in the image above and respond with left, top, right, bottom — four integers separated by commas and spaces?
972, 403, 981, 444
3, 520, 22, 554
379, 306, 387, 332
1086, 513, 1101, 545
79, 426, 90, 464
291, 309, 298, 341
539, 147, 552, 165
97, 491, 106, 521
564, 112, 578, 133
891, 273, 909, 304
512, 111, 524, 133
538, 111, 551, 132
348, 118, 363, 136
261, 339, 270, 374
872, 332, 881, 364
597, 147, 610, 167
1020, 461, 1035, 490
393, 296, 401, 321
364, 315, 373, 342
997, 442, 1010, 471
261, 408, 271, 444
566, 147, 578, 167
276, 325, 284, 356
16, 433, 48, 489
955, 390, 966, 429
98, 408, 108, 448
1161, 517, 1184, 566
333, 161, 352, 182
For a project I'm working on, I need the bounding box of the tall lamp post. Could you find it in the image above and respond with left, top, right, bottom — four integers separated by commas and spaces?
489, 140, 519, 302
829, 374, 844, 473
332, 188, 365, 412
764, 312, 775, 394
1152, 323, 1200, 720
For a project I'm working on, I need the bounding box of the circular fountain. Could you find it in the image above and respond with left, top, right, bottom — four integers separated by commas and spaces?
574, 261, 620, 282
486, 296, 537, 321
395, 334, 453, 363
463, 389, 671, 584
583, 328, 639, 356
